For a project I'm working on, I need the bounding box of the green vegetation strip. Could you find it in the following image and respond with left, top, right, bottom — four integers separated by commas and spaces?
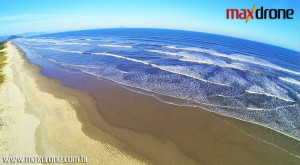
0, 42, 7, 84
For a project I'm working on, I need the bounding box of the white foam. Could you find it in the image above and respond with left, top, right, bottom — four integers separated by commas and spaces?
179, 58, 261, 75
164, 45, 300, 76
147, 49, 264, 75
279, 77, 300, 86
48, 58, 60, 64
120, 70, 130, 74
98, 44, 132, 48
20, 43, 300, 104
179, 58, 223, 67
45, 48, 298, 104
47, 48, 84, 54
27, 38, 61, 45
92, 52, 149, 65
245, 90, 294, 102
58, 42, 90, 45
66, 39, 78, 41
151, 64, 296, 102
25, 38, 90, 46
47, 59, 298, 111
146, 50, 182, 56
93, 52, 297, 102
91, 52, 243, 88
91, 52, 237, 88
151, 64, 233, 87
62, 63, 100, 69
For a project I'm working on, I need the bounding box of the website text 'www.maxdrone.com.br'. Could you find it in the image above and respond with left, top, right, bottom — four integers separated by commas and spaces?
2, 155, 87, 164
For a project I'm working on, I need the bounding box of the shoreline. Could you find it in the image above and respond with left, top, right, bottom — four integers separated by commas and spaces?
1, 42, 146, 164
113, 80, 300, 143
1, 41, 300, 164
110, 83, 300, 158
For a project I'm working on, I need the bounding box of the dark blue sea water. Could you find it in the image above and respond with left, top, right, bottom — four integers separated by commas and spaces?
13, 28, 300, 140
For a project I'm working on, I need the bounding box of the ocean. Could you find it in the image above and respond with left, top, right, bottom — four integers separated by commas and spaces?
13, 28, 300, 141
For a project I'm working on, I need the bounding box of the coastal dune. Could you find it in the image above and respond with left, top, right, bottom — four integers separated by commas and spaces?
0, 41, 300, 164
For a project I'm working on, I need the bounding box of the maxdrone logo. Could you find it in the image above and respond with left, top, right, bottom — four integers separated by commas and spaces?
226, 4, 294, 23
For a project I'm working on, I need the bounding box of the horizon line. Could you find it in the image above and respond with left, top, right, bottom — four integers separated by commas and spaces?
3, 27, 300, 52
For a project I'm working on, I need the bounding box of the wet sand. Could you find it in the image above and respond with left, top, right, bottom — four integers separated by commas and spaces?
1, 42, 145, 164
1, 41, 300, 164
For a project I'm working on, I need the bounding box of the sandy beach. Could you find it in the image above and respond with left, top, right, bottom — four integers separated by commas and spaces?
0, 42, 145, 164
0, 43, 40, 163
0, 41, 300, 164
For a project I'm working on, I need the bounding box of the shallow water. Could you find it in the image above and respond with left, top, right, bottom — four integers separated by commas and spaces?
13, 28, 300, 140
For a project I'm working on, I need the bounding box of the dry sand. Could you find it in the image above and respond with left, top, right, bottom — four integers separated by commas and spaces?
0, 41, 299, 165
0, 42, 40, 163
0, 42, 146, 164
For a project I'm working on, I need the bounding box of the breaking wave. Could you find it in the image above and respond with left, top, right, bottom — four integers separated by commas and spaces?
13, 29, 300, 143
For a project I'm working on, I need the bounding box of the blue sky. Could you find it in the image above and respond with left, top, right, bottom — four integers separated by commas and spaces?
0, 0, 299, 51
